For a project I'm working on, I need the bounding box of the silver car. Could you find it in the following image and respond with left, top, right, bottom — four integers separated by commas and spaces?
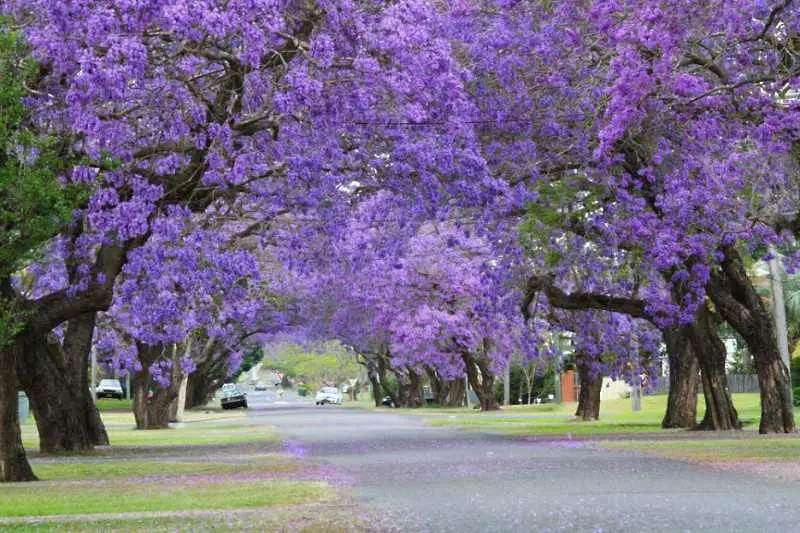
315, 387, 342, 405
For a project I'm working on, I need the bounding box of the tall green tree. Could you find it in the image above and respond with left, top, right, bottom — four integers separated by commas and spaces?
0, 20, 85, 344
0, 20, 88, 481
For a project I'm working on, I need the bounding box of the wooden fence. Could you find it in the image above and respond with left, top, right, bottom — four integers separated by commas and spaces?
645, 374, 759, 395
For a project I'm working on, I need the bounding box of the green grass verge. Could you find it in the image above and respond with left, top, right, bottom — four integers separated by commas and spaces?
422, 393, 794, 436
30, 456, 299, 481
6, 408, 360, 531
0, 480, 330, 517
0, 503, 385, 533
600, 437, 800, 462
22, 422, 275, 449
104, 425, 278, 447
94, 398, 133, 411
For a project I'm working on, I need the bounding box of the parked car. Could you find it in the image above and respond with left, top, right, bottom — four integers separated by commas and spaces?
254, 381, 267, 391
96, 379, 124, 400
381, 395, 396, 408
315, 387, 342, 405
221, 386, 248, 409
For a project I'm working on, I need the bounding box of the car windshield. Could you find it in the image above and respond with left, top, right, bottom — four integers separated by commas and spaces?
99, 380, 120, 387
320, 387, 338, 393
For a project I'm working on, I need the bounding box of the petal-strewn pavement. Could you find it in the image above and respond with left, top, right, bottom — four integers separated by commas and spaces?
256, 403, 800, 533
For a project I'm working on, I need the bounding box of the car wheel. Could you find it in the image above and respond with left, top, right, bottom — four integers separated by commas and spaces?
243, 401, 248, 408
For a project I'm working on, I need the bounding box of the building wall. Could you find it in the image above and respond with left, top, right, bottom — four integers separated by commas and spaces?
600, 377, 631, 401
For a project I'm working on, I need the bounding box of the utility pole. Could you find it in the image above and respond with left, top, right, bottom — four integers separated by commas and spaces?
768, 247, 794, 407
90, 346, 97, 401
554, 367, 561, 403
631, 376, 642, 411
503, 363, 510, 406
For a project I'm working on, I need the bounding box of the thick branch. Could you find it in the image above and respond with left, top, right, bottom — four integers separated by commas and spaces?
522, 274, 649, 321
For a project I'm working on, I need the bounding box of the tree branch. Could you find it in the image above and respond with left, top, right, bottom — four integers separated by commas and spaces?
522, 274, 649, 322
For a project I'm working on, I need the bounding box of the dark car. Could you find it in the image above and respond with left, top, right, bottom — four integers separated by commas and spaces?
381, 396, 396, 408
221, 386, 248, 409
96, 379, 124, 400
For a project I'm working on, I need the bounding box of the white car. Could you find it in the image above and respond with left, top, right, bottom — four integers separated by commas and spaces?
315, 387, 342, 405
96, 379, 124, 400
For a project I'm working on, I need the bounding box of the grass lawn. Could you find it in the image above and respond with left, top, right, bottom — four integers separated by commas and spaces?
0, 480, 329, 517
29, 455, 299, 481
599, 436, 800, 462
416, 393, 792, 436
22, 409, 256, 450
93, 398, 133, 411
0, 503, 385, 532
4, 411, 355, 532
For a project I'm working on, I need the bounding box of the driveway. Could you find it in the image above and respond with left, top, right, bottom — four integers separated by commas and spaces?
251, 404, 800, 532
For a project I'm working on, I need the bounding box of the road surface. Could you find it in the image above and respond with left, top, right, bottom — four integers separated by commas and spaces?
245, 400, 800, 532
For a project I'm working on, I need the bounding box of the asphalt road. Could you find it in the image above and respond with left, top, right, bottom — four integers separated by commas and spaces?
248, 400, 800, 533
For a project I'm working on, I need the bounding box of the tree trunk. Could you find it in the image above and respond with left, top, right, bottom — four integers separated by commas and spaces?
16, 331, 104, 453
362, 356, 384, 406
463, 352, 499, 411
0, 341, 37, 482
443, 378, 466, 407
709, 246, 794, 433
376, 349, 398, 407
185, 364, 225, 409
395, 371, 415, 407
169, 339, 192, 423
133, 375, 175, 430
62, 313, 108, 446
575, 358, 602, 421
427, 369, 466, 407
691, 306, 740, 430
132, 343, 179, 430
661, 326, 699, 429
369, 372, 382, 406
402, 370, 423, 407
741, 311, 795, 433
170, 373, 189, 423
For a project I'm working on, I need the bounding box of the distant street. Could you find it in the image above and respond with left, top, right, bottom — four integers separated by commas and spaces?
246, 396, 800, 533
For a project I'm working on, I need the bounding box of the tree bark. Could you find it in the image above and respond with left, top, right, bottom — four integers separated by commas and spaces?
463, 351, 499, 411
360, 355, 384, 407
709, 246, 794, 433
169, 339, 192, 423
575, 357, 602, 420
661, 326, 699, 429
691, 306, 740, 430
170, 373, 189, 423
394, 369, 423, 408
132, 343, 179, 430
16, 331, 105, 453
368, 372, 382, 407
184, 339, 226, 409
443, 378, 467, 407
60, 313, 108, 445
0, 341, 37, 482
376, 347, 398, 407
